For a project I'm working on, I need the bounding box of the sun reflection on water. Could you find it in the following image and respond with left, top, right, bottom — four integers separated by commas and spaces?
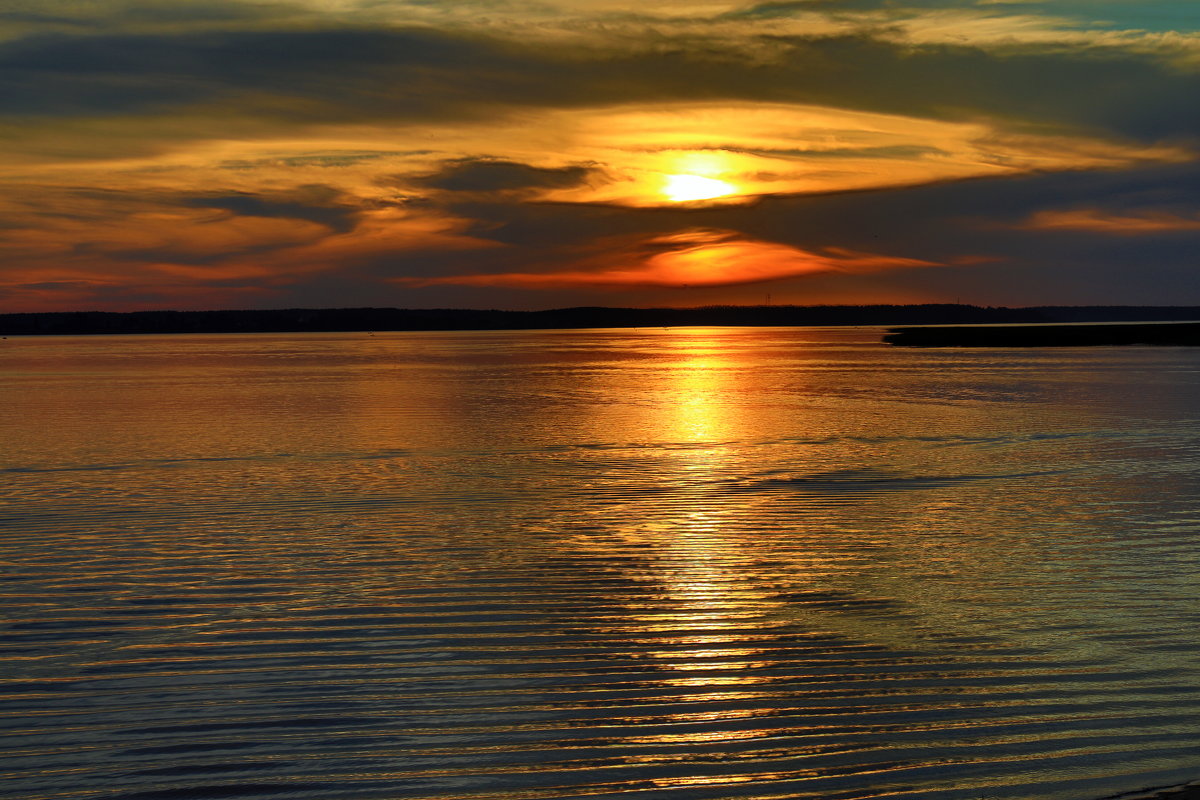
595, 329, 802, 760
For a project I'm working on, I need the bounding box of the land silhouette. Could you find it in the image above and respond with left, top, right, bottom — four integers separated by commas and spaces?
5, 304, 1200, 337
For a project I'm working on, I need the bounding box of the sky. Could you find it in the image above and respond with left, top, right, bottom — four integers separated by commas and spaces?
2, 0, 1200, 312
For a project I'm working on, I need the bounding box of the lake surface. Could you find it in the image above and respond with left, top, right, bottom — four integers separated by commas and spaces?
4, 326, 1200, 800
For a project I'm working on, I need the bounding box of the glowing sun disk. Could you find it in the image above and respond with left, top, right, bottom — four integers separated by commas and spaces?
662, 174, 737, 203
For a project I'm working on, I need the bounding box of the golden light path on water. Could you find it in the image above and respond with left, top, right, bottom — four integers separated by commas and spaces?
4, 327, 1200, 800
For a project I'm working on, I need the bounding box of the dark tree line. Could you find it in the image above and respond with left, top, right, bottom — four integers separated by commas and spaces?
4, 304, 1200, 336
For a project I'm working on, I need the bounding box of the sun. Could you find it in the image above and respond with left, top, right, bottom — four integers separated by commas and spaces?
661, 173, 738, 203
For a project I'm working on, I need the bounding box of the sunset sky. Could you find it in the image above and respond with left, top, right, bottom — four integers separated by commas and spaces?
3, 0, 1200, 312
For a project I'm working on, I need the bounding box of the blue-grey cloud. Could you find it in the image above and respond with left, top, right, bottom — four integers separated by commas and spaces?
1, 27, 1197, 143
182, 185, 360, 234
413, 160, 597, 193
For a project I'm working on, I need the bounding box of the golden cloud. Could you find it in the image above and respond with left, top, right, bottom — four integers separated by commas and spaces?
441, 102, 1189, 208
8, 100, 1183, 213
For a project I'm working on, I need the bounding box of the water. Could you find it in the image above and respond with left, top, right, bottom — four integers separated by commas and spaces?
3, 326, 1200, 800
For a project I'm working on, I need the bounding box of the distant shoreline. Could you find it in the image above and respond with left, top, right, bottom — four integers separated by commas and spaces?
6, 304, 1200, 337
1107, 782, 1200, 800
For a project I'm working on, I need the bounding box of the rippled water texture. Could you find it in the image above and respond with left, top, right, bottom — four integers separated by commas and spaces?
4, 327, 1200, 800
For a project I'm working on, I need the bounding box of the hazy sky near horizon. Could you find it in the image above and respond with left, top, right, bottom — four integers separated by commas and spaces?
3, 0, 1200, 312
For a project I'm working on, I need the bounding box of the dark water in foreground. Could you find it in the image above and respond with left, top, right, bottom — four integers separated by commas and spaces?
3, 326, 1200, 800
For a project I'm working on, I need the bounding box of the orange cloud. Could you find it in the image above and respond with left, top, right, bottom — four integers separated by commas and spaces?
0, 261, 278, 312
1023, 208, 1200, 234
398, 229, 941, 289
0, 198, 500, 307
219, 205, 503, 277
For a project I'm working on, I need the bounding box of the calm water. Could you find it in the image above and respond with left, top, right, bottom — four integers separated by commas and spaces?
4, 326, 1200, 800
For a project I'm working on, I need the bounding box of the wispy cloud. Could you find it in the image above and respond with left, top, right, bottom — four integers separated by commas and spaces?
1023, 208, 1200, 234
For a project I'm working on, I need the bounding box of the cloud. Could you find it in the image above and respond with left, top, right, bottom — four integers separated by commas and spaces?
182, 185, 361, 233
523, 102, 1187, 208
1, 1, 1199, 312
7, 1, 1200, 73
1023, 208, 1200, 234
412, 159, 598, 193
0, 1, 300, 42
5, 23, 1200, 144
398, 228, 942, 289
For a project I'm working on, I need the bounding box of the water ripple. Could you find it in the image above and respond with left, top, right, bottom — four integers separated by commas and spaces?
5, 329, 1200, 800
